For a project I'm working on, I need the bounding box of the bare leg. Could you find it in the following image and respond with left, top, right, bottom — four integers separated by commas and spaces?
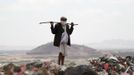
61, 44, 66, 65
58, 52, 62, 65
58, 52, 65, 65
59, 43, 67, 65
61, 55, 65, 65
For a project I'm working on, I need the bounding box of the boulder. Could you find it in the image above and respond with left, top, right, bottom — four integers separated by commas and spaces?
64, 65, 97, 75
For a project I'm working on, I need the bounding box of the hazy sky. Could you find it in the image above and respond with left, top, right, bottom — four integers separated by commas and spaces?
0, 0, 134, 47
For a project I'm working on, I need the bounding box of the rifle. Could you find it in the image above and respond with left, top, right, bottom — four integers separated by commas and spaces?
39, 21, 78, 26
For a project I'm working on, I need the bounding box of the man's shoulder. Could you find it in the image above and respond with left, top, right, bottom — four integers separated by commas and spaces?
55, 22, 61, 25
55, 22, 61, 26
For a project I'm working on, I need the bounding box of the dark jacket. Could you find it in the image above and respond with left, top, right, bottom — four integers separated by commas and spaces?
51, 23, 74, 47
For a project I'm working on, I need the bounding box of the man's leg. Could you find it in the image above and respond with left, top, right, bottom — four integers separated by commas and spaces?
58, 52, 62, 65
61, 44, 67, 65
61, 55, 65, 65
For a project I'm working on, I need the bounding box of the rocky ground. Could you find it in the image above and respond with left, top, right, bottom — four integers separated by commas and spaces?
0, 52, 134, 75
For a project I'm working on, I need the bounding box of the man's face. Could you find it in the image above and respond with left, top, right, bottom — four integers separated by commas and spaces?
61, 20, 67, 25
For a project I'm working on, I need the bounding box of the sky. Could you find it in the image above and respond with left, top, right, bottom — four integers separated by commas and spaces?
0, 0, 134, 48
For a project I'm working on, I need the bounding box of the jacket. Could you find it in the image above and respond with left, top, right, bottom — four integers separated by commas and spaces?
51, 23, 74, 47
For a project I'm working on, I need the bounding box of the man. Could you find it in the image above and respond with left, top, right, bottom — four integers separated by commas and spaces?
50, 17, 74, 65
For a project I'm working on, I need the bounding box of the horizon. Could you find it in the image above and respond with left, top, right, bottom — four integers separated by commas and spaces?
1, 39, 134, 50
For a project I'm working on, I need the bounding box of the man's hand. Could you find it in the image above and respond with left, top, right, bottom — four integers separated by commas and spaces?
50, 21, 54, 25
70, 22, 74, 27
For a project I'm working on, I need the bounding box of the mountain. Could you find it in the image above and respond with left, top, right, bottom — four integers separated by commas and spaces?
27, 42, 96, 56
88, 39, 134, 50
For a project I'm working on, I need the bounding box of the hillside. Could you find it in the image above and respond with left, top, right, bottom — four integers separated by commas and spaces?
27, 43, 96, 57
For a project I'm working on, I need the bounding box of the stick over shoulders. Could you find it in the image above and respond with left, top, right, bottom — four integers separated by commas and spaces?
39, 21, 78, 26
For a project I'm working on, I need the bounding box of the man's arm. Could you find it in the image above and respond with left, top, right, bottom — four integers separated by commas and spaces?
50, 22, 58, 34
68, 22, 74, 35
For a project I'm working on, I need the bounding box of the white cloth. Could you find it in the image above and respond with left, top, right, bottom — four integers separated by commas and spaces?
60, 25, 68, 44
59, 25, 68, 56
59, 43, 67, 56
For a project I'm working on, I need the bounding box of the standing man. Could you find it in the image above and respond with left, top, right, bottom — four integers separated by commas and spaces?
50, 17, 74, 65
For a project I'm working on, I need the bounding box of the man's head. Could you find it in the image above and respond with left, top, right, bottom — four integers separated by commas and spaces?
60, 17, 67, 21
60, 17, 67, 25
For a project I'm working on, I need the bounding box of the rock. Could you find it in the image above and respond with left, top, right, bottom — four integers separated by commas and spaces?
64, 65, 97, 75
